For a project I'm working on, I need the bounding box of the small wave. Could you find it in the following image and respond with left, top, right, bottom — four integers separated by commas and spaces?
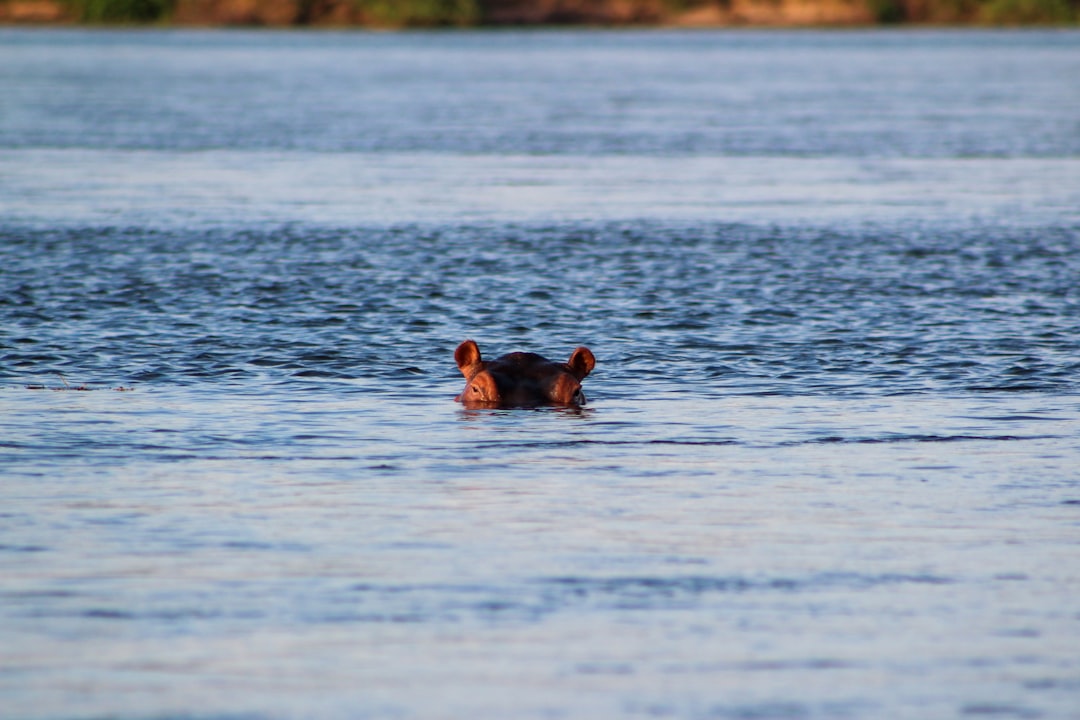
322, 573, 956, 624
804, 434, 1053, 445
540, 572, 952, 599
0, 544, 48, 553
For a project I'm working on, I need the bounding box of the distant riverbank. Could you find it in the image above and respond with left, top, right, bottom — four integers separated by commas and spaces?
2, 0, 1077, 26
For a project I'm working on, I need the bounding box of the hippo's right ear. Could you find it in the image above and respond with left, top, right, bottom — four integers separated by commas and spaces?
454, 340, 483, 377
567, 346, 595, 380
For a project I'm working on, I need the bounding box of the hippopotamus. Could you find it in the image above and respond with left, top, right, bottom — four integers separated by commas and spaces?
454, 339, 595, 408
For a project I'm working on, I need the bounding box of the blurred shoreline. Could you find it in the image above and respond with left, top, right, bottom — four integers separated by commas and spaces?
2, 0, 1077, 27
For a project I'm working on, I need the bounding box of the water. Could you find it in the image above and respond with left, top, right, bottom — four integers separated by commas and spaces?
2, 29, 1080, 720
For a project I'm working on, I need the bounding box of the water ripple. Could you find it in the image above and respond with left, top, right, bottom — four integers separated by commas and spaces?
2, 222, 1078, 397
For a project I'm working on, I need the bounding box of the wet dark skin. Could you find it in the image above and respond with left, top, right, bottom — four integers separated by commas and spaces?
454, 340, 595, 408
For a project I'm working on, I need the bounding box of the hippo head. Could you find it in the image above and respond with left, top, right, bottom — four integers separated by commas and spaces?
454, 340, 596, 408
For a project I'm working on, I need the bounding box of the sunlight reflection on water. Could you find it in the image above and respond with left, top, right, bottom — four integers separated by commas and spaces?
2, 151, 1078, 228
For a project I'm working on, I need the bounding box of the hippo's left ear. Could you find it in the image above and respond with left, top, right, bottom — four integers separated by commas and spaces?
455, 339, 483, 377
567, 346, 595, 380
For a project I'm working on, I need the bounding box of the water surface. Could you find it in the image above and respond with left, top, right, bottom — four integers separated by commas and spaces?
1, 29, 1079, 720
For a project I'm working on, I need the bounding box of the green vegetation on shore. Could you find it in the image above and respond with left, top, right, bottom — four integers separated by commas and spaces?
869, 0, 1074, 23
353, 0, 479, 25
69, 0, 171, 22
3, 0, 1076, 26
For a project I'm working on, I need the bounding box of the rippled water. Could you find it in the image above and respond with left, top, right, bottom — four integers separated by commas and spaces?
2, 29, 1080, 720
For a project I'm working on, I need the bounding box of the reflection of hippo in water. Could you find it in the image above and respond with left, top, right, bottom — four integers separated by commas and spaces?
454, 340, 595, 408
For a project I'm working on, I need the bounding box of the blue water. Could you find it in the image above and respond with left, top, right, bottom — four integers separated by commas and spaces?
1, 29, 1080, 720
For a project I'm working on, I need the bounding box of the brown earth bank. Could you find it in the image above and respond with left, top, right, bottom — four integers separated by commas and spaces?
0, 0, 1076, 26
